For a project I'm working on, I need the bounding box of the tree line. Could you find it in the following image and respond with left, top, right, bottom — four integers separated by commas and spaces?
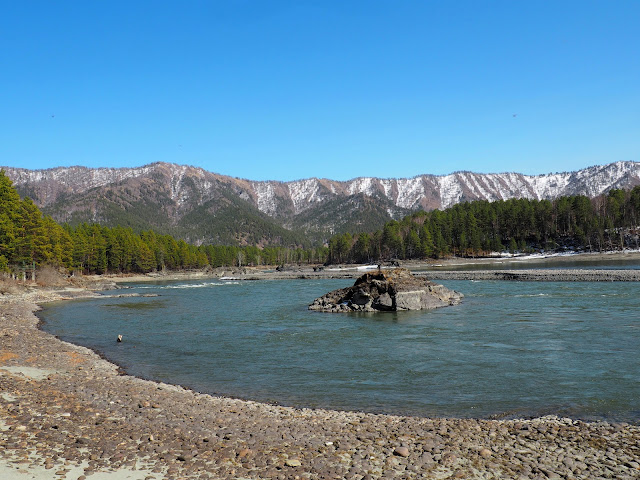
327, 188, 640, 264
0, 171, 327, 275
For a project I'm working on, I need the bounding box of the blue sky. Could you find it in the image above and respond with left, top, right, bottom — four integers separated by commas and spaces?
1, 1, 638, 181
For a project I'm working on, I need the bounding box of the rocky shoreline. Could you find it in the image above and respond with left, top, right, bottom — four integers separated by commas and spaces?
0, 287, 639, 479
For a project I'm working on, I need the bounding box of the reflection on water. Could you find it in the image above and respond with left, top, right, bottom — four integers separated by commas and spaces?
104, 300, 168, 310
40, 277, 640, 423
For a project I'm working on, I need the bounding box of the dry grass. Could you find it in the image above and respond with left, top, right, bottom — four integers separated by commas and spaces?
35, 265, 70, 287
0, 278, 24, 295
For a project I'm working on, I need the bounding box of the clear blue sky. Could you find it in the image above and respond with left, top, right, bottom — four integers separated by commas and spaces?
1, 1, 638, 181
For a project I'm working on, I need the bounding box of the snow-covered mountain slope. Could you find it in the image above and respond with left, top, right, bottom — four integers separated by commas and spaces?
3, 160, 640, 228
247, 160, 640, 214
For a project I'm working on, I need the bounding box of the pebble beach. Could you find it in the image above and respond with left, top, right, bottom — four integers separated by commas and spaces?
1, 261, 640, 479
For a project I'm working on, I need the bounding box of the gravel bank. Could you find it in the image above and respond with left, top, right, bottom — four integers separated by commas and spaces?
419, 269, 640, 282
118, 267, 640, 283
1, 290, 639, 479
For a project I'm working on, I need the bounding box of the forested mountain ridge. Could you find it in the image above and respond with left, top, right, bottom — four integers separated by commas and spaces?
3, 161, 640, 246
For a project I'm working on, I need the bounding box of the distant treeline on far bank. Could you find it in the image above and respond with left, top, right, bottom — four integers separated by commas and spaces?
327, 187, 640, 264
2, 169, 640, 276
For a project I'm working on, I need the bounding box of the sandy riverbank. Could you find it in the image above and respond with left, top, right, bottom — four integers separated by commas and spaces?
1, 283, 639, 479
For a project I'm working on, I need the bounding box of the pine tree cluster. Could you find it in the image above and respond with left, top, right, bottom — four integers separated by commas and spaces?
328, 189, 640, 264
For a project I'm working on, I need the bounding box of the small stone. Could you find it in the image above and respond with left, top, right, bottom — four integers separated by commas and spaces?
441, 453, 457, 467
394, 446, 410, 457
385, 457, 400, 468
479, 448, 492, 458
540, 468, 561, 480
285, 459, 302, 467
418, 452, 435, 466
237, 449, 252, 458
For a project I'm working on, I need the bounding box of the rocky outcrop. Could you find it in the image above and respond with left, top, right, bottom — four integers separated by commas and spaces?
308, 268, 463, 312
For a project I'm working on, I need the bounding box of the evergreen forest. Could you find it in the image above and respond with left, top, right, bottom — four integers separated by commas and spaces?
327, 188, 640, 264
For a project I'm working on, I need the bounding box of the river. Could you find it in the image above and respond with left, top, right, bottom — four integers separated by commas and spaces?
39, 275, 640, 423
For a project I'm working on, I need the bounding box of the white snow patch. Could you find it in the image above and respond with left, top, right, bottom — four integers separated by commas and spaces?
356, 264, 380, 271
347, 177, 376, 196
169, 165, 189, 203
379, 179, 394, 200
529, 172, 572, 199
288, 178, 320, 213
438, 174, 463, 209
395, 177, 424, 209
252, 182, 278, 215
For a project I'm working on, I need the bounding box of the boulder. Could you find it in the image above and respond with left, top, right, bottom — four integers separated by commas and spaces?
308, 268, 463, 313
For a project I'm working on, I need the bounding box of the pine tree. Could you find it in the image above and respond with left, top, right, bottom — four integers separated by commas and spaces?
0, 171, 22, 264
15, 197, 49, 265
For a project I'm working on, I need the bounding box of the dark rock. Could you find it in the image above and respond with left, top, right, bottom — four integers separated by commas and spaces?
309, 269, 463, 313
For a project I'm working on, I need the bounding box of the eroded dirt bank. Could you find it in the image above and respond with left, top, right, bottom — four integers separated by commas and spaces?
1, 290, 639, 479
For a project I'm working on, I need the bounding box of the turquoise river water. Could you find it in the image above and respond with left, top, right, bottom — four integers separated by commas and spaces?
39, 278, 640, 422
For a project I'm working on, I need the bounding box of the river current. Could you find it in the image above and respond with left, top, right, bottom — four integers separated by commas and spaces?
40, 276, 640, 423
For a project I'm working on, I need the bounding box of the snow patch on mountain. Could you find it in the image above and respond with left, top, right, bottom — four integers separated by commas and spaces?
395, 177, 425, 209
347, 177, 376, 197
379, 179, 394, 199
288, 178, 321, 213
252, 182, 278, 216
529, 172, 571, 199
438, 174, 464, 209
169, 165, 189, 204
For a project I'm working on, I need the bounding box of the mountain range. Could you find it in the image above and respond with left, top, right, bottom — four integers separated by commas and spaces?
3, 161, 640, 246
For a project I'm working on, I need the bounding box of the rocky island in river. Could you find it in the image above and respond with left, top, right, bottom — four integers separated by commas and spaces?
309, 268, 463, 312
